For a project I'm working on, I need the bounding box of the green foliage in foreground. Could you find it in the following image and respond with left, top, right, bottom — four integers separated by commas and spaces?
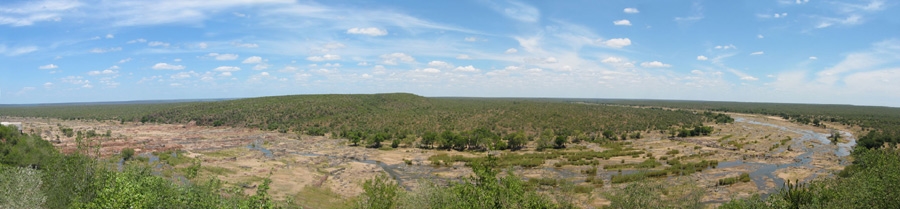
0, 124, 281, 209
721, 147, 900, 209
604, 178, 704, 209
357, 154, 573, 209
357, 155, 563, 209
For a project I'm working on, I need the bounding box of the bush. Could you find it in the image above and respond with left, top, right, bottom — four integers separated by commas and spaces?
121, 148, 135, 161
717, 172, 751, 186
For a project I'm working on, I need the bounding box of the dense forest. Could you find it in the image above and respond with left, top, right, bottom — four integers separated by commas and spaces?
1, 93, 729, 150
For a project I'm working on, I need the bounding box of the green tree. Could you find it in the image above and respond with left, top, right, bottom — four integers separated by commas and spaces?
121, 148, 135, 161
357, 175, 400, 209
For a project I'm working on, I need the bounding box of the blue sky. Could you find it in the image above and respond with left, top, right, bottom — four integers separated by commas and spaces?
1, 0, 899, 107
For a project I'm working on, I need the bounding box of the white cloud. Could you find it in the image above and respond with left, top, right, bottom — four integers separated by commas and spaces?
127, 39, 147, 44
380, 53, 415, 65
207, 53, 239, 60
416, 68, 441, 73
213, 66, 241, 72
253, 64, 270, 70
242, 56, 263, 64
453, 65, 480, 72
3, 46, 38, 56
640, 61, 672, 68
505, 48, 518, 54
118, 58, 132, 63
697, 55, 708, 61
428, 61, 453, 69
220, 72, 232, 77
233, 42, 259, 48
457, 54, 472, 60
197, 42, 208, 49
105, 34, 114, 39
357, 61, 370, 66
601, 38, 632, 48
346, 27, 388, 36
613, 19, 632, 26
148, 41, 170, 47
39, 64, 58, 69
809, 56, 818, 60
714, 44, 737, 50
757, 34, 764, 39
169, 71, 200, 79
152, 63, 185, 70
90, 47, 121, 53
674, 2, 704, 24
727, 69, 758, 81
307, 54, 341, 62
544, 57, 558, 63
759, 13, 789, 18
43, 82, 53, 88
624, 8, 639, 14
87, 66, 119, 76
0, 0, 80, 26
750, 51, 764, 55
490, 0, 540, 22
465, 37, 478, 42
815, 15, 863, 29
601, 57, 624, 63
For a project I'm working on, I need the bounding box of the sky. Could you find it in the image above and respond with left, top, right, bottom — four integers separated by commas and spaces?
1, 0, 899, 107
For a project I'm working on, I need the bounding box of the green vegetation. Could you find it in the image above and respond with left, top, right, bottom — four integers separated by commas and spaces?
723, 148, 900, 208
717, 173, 751, 186
611, 160, 718, 184
357, 156, 562, 209
604, 178, 704, 209
428, 142, 642, 168
603, 159, 661, 170
590, 99, 900, 149
1, 93, 731, 152
5, 94, 900, 208
0, 124, 281, 208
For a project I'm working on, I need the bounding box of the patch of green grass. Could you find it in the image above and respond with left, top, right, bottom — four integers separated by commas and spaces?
611, 160, 718, 184
718, 135, 733, 143
528, 178, 560, 187
201, 148, 245, 158
156, 150, 192, 166
666, 149, 680, 155
201, 166, 236, 175
573, 185, 593, 193
603, 159, 661, 170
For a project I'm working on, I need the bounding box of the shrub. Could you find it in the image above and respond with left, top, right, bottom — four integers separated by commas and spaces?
121, 148, 135, 161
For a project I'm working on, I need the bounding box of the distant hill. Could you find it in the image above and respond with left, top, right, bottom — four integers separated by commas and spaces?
0, 98, 235, 107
